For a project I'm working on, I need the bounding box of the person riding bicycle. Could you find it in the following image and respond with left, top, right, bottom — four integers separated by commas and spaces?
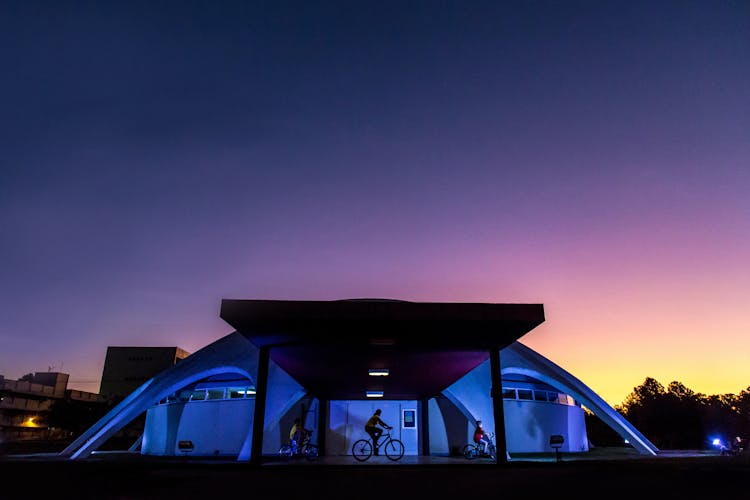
473, 420, 491, 455
289, 417, 309, 455
365, 409, 392, 455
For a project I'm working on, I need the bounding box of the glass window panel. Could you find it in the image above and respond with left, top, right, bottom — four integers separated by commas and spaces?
502, 388, 516, 399
207, 389, 224, 400
189, 390, 206, 401
517, 389, 533, 400
228, 388, 245, 399
402, 409, 416, 428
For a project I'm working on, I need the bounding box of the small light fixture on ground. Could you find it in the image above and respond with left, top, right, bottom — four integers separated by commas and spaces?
366, 390, 384, 398
368, 369, 390, 377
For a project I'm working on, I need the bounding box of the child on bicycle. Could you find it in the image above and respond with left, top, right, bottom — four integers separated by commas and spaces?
473, 420, 491, 455
365, 409, 392, 455
289, 417, 309, 455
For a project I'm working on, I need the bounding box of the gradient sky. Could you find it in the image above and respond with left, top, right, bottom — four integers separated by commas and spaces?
2, 1, 748, 406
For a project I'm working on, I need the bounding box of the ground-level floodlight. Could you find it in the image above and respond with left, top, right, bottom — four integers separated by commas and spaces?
549, 434, 564, 462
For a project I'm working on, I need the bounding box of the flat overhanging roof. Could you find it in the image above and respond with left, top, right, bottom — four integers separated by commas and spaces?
220, 298, 545, 400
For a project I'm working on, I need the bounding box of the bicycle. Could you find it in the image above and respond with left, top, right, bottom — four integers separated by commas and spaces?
278, 429, 319, 461
351, 429, 405, 461
462, 432, 497, 460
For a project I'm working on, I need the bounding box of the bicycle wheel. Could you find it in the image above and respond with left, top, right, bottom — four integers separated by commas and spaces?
278, 444, 293, 461
462, 444, 477, 460
304, 444, 319, 461
487, 444, 497, 461
383, 438, 404, 461
352, 439, 372, 461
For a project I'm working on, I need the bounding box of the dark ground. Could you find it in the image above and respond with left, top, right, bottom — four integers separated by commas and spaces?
2, 443, 748, 500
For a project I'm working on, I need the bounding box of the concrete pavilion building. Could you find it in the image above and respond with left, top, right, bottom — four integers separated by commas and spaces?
60, 299, 658, 463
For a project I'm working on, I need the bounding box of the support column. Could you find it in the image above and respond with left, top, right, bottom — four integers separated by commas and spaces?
250, 345, 270, 466
317, 398, 327, 456
490, 347, 508, 464
420, 398, 430, 456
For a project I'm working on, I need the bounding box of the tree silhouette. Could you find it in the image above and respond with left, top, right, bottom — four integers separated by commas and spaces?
620, 377, 749, 449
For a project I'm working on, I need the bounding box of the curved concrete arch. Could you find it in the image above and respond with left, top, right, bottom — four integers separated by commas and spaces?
60, 331, 259, 460
441, 390, 479, 424
257, 388, 310, 432
501, 342, 659, 455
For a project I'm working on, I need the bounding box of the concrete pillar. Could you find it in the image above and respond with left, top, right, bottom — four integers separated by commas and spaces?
420, 398, 430, 456
250, 345, 270, 466
317, 398, 327, 456
490, 347, 507, 464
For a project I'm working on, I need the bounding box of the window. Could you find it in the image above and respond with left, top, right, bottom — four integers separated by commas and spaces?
189, 389, 206, 401
207, 389, 224, 400
502, 388, 517, 399
517, 389, 533, 400
227, 387, 246, 399
402, 409, 416, 428
562, 395, 575, 406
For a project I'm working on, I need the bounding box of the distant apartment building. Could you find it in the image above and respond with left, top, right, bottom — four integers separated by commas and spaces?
99, 346, 191, 401
0, 372, 103, 441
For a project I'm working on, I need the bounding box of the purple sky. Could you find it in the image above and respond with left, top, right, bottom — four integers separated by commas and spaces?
2, 1, 748, 405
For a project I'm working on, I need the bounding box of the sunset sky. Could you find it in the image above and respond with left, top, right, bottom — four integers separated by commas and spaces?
2, 1, 748, 406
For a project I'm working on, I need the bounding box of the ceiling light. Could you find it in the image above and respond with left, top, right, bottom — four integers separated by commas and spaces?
366, 390, 384, 398
368, 369, 390, 377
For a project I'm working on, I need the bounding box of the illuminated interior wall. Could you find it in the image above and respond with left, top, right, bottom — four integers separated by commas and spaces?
328, 400, 418, 455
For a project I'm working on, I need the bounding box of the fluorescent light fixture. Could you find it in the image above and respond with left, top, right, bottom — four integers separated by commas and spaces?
366, 390, 384, 398
239, 388, 257, 395
368, 369, 390, 377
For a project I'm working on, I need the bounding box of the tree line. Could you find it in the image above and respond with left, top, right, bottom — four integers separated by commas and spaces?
586, 377, 750, 449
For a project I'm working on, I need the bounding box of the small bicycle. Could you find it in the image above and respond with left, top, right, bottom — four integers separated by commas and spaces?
278, 430, 319, 461
352, 429, 405, 461
462, 432, 497, 460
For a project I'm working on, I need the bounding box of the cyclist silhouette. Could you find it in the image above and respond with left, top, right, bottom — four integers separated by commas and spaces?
364, 409, 392, 455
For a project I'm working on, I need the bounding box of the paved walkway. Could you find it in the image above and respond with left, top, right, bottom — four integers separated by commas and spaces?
2, 448, 747, 499
1, 446, 721, 465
